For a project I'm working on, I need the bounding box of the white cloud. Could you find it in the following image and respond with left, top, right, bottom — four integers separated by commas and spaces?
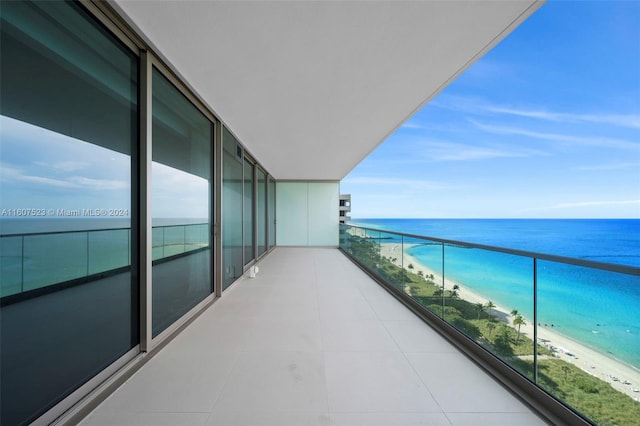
470, 121, 640, 151
400, 122, 424, 130
1, 164, 128, 190
548, 200, 640, 209
520, 199, 640, 214
34, 161, 91, 172
430, 94, 640, 128
67, 176, 129, 190
572, 162, 640, 171
490, 107, 640, 129
417, 140, 548, 162
342, 176, 463, 190
1, 165, 77, 188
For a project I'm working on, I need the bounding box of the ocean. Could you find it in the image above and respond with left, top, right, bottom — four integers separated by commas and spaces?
349, 218, 640, 370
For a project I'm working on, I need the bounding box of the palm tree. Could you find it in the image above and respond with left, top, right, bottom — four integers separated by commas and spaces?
513, 314, 526, 342
408, 263, 414, 270
484, 301, 496, 317
561, 365, 570, 384
486, 321, 496, 337
476, 302, 485, 320
445, 284, 459, 299
510, 309, 519, 317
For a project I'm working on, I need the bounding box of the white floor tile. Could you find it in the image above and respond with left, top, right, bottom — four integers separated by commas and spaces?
364, 292, 419, 321
94, 349, 236, 413
446, 412, 546, 425
81, 412, 209, 426
240, 319, 322, 352
212, 351, 328, 413
382, 320, 458, 353
405, 352, 533, 413
320, 319, 399, 352
330, 412, 452, 426
207, 411, 331, 426
324, 351, 441, 413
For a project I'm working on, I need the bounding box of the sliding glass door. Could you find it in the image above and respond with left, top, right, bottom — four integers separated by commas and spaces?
151, 68, 213, 337
222, 129, 243, 289
257, 168, 267, 257
0, 1, 138, 423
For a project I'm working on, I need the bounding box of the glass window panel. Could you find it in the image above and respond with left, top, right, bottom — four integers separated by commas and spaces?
0, 1, 138, 424
257, 169, 267, 256
222, 129, 243, 289
243, 159, 254, 265
268, 179, 276, 248
151, 68, 212, 337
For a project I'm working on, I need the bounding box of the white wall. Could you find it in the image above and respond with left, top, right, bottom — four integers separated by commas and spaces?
276, 182, 339, 246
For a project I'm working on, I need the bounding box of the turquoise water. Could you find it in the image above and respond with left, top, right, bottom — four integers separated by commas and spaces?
350, 218, 640, 370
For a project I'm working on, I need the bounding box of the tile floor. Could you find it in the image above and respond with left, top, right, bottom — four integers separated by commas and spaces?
80, 248, 546, 426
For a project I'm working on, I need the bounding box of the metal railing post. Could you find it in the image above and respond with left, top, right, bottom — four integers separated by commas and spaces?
533, 257, 538, 383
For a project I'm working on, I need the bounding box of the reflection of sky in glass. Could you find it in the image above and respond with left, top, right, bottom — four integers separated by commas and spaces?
152, 162, 208, 219
0, 116, 130, 213
1, 116, 209, 220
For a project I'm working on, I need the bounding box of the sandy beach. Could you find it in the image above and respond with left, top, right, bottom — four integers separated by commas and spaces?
379, 242, 640, 401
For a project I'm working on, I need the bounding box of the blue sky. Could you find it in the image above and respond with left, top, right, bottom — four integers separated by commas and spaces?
341, 0, 640, 219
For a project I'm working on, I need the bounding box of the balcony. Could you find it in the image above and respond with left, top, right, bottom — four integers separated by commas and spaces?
79, 247, 544, 426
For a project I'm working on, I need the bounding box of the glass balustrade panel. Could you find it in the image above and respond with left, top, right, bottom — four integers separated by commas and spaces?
22, 233, 87, 292
401, 236, 444, 318
0, 236, 23, 297
377, 231, 402, 289
185, 223, 208, 251
163, 225, 186, 257
88, 229, 130, 275
151, 227, 164, 261
536, 260, 640, 425
442, 244, 534, 380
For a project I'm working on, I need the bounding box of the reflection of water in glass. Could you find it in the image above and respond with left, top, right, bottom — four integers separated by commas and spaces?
0, 219, 209, 297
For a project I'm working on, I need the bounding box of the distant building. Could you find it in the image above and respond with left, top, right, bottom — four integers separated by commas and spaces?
339, 194, 351, 224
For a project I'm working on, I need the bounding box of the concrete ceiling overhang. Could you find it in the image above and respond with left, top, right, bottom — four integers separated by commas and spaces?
111, 0, 543, 180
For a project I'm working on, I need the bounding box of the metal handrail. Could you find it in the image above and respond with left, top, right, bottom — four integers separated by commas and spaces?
0, 223, 208, 238
342, 224, 640, 276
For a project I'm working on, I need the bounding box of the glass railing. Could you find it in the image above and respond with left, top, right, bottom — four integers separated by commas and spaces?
339, 224, 640, 425
1, 223, 209, 298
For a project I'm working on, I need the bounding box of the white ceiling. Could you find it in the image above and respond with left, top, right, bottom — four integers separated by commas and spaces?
111, 0, 543, 180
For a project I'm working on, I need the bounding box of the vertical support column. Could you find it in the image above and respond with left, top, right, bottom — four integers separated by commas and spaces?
139, 50, 153, 352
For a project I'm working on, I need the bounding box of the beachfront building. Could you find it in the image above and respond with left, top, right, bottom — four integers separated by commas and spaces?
339, 194, 351, 225
1, 1, 614, 425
